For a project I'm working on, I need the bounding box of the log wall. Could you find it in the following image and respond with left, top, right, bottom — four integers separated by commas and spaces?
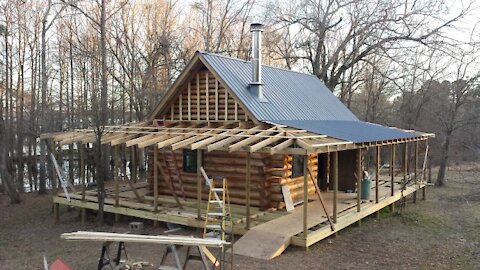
147, 150, 319, 209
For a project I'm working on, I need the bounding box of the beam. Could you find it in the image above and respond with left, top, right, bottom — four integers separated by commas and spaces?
248, 134, 284, 153
126, 134, 156, 147
269, 139, 294, 155
375, 146, 380, 204
206, 126, 262, 152
229, 126, 277, 152
190, 126, 245, 150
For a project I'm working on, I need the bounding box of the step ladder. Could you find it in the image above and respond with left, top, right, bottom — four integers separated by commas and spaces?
158, 150, 186, 199
200, 167, 233, 270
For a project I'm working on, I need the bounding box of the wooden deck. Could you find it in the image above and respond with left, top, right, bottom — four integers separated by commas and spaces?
53, 177, 426, 259
232, 179, 426, 259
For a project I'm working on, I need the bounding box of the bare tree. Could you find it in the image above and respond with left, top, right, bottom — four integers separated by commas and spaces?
272, 0, 469, 91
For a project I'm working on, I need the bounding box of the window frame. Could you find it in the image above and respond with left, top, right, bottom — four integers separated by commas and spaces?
291, 155, 305, 178
183, 149, 202, 173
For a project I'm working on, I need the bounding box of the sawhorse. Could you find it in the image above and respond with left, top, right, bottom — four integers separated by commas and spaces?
97, 241, 128, 270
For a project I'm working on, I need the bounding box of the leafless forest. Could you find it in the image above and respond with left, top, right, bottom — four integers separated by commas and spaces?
1, 0, 479, 204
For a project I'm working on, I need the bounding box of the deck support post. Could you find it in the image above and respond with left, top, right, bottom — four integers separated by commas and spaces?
153, 147, 159, 227
245, 152, 251, 230
356, 148, 362, 213
303, 155, 308, 241
414, 141, 418, 203
390, 144, 396, 212
80, 142, 86, 224
197, 149, 202, 220
333, 152, 338, 223
114, 145, 120, 223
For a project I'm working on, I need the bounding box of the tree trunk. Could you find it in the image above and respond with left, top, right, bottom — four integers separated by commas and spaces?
0, 116, 21, 204
436, 130, 452, 186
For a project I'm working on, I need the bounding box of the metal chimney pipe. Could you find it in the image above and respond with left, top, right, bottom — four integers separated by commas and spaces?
250, 23, 266, 101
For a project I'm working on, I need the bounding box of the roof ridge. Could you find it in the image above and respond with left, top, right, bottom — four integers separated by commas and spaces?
199, 51, 318, 78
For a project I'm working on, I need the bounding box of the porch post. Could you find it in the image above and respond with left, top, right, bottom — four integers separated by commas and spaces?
153, 147, 159, 226
326, 152, 330, 191
356, 148, 362, 212
197, 149, 202, 220
403, 143, 408, 208
414, 141, 418, 203
333, 151, 338, 223
131, 146, 137, 183
114, 145, 120, 223
390, 144, 396, 212
80, 142, 86, 224
375, 146, 380, 204
303, 154, 308, 241
245, 152, 251, 230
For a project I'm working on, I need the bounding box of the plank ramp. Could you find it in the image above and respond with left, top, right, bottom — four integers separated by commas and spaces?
234, 198, 355, 260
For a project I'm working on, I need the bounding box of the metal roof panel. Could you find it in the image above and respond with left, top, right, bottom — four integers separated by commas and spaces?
271, 120, 421, 143
200, 52, 359, 122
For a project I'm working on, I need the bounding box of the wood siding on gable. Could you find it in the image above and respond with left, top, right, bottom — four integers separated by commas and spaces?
162, 70, 249, 122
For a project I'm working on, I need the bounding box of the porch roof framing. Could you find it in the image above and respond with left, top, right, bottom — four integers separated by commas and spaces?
41, 120, 434, 155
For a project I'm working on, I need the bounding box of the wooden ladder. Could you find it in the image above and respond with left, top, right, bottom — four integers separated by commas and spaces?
159, 150, 186, 200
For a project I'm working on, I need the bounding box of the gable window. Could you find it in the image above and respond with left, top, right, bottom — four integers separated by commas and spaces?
183, 149, 202, 173
291, 155, 305, 178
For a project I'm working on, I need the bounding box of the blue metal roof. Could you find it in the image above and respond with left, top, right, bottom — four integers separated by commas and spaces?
271, 120, 421, 143
200, 52, 423, 143
201, 52, 358, 121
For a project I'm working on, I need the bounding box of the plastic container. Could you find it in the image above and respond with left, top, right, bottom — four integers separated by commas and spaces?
361, 177, 371, 200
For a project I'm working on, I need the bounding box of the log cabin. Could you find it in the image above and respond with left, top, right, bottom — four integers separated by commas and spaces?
43, 23, 434, 259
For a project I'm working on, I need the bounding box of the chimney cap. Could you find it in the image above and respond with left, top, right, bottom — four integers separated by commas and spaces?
250, 23, 264, 32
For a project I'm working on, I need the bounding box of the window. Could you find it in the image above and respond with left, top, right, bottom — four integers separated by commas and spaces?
291, 155, 305, 178
183, 149, 201, 173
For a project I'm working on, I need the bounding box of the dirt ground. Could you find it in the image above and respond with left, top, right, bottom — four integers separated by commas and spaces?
1, 167, 479, 270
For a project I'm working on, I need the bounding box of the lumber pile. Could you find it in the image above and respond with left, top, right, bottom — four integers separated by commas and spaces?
266, 154, 317, 207
61, 231, 229, 248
